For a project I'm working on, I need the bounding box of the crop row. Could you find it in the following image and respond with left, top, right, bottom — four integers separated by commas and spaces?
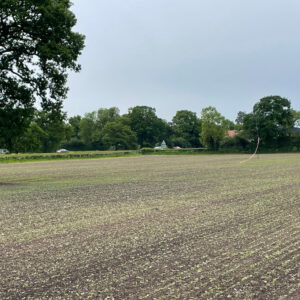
0, 154, 299, 299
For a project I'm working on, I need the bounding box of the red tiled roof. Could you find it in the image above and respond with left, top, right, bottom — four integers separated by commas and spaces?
228, 130, 237, 137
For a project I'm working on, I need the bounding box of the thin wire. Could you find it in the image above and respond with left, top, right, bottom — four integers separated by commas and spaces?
240, 137, 261, 164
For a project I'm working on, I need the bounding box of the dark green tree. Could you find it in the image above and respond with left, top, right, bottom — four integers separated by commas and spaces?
291, 110, 300, 128
64, 115, 84, 150
235, 111, 246, 125
96, 107, 120, 131
78, 108, 120, 149
200, 106, 226, 150
243, 96, 294, 148
13, 109, 71, 152
0, 0, 85, 150
78, 112, 97, 146
14, 121, 47, 153
101, 119, 138, 150
69, 115, 82, 139
222, 119, 235, 130
171, 110, 201, 147
35, 110, 71, 152
234, 111, 246, 130
128, 106, 167, 147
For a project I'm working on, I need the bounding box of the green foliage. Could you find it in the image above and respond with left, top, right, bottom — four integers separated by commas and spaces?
2, 93, 299, 153
10, 109, 70, 153
35, 110, 71, 152
78, 112, 98, 145
14, 122, 47, 153
221, 135, 250, 151
77, 108, 120, 149
128, 106, 168, 147
0, 105, 34, 151
0, 150, 138, 163
171, 110, 201, 147
200, 106, 227, 150
169, 136, 191, 148
235, 111, 246, 125
243, 96, 294, 149
234, 111, 246, 130
223, 119, 235, 130
69, 115, 82, 139
0, 0, 85, 150
96, 107, 120, 131
62, 138, 86, 151
101, 120, 138, 150
291, 109, 300, 128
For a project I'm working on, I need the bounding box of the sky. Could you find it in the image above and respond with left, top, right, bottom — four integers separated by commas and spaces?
65, 0, 300, 122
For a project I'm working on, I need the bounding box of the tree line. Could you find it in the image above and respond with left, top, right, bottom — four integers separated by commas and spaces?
0, 2, 299, 153
4, 95, 299, 153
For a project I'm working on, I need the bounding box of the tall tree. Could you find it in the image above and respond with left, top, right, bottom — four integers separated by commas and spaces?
234, 111, 246, 130
243, 96, 294, 148
235, 111, 246, 125
128, 106, 166, 147
101, 119, 138, 150
222, 119, 235, 130
69, 115, 82, 139
171, 110, 201, 147
0, 0, 85, 150
14, 109, 71, 153
96, 107, 120, 131
35, 110, 71, 152
78, 112, 97, 146
77, 108, 120, 149
14, 121, 47, 153
200, 106, 226, 150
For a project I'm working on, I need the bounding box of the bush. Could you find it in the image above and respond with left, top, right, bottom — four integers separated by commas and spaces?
0, 150, 139, 163
221, 135, 249, 151
61, 138, 87, 151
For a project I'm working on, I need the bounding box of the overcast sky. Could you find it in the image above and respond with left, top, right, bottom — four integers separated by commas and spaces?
65, 0, 300, 122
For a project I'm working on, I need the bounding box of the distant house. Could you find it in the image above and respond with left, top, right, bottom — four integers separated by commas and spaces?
227, 130, 237, 137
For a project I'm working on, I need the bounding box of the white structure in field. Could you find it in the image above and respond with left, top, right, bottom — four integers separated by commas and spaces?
0, 149, 9, 154
154, 140, 167, 150
161, 140, 167, 149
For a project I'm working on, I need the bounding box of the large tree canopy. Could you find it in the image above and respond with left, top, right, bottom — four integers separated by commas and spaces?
200, 106, 226, 150
101, 119, 138, 150
78, 108, 120, 148
0, 0, 85, 150
127, 106, 167, 147
243, 96, 294, 148
171, 110, 201, 148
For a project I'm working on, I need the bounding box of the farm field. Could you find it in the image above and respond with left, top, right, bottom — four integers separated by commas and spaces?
0, 154, 299, 299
